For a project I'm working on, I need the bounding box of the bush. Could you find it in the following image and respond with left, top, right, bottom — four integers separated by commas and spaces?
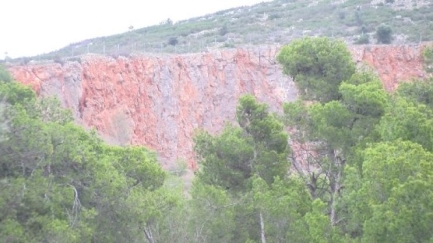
360, 25, 368, 34
338, 11, 346, 20
0, 65, 12, 82
222, 42, 235, 48
168, 36, 179, 46
376, 23, 393, 44
355, 34, 370, 44
268, 14, 281, 20
219, 24, 228, 36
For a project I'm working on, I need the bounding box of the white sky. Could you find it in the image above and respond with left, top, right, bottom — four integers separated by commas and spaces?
0, 0, 268, 58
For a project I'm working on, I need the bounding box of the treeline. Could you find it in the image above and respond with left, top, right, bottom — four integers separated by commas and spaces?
1, 38, 433, 243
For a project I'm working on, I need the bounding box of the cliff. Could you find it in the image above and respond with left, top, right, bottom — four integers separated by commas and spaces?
350, 45, 429, 91
9, 47, 296, 169
8, 44, 429, 169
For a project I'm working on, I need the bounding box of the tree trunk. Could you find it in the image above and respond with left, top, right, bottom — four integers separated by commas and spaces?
259, 211, 267, 243
329, 150, 343, 226
144, 227, 155, 243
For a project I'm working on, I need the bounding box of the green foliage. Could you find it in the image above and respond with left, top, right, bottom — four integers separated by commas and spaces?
375, 23, 393, 44
187, 38, 433, 243
277, 37, 356, 103
378, 96, 433, 152
0, 81, 35, 105
0, 65, 12, 82
0, 81, 167, 242
282, 38, 390, 241
251, 176, 312, 242
168, 36, 178, 46
305, 199, 344, 243
347, 141, 433, 242
354, 34, 370, 44
285, 70, 387, 153
219, 23, 228, 36
193, 95, 301, 242
195, 94, 289, 192
5, 36, 433, 242
189, 182, 236, 242
378, 78, 433, 151
194, 125, 254, 192
397, 77, 433, 110
422, 45, 433, 72
340, 72, 388, 118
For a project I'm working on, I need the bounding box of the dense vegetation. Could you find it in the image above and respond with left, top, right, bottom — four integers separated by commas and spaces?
8, 0, 433, 62
0, 65, 170, 242
2, 38, 433, 242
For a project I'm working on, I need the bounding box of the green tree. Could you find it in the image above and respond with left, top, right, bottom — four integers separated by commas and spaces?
346, 141, 433, 242
195, 94, 289, 192
194, 94, 291, 243
0, 80, 35, 105
0, 81, 168, 242
251, 176, 312, 242
378, 96, 433, 152
304, 199, 344, 243
397, 77, 433, 109
277, 37, 355, 103
189, 182, 236, 243
284, 70, 387, 228
375, 23, 393, 44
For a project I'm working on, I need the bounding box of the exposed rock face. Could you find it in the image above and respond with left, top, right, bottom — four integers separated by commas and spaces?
10, 48, 296, 169
350, 44, 429, 91
9, 44, 429, 169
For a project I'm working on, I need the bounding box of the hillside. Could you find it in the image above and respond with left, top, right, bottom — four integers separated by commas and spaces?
10, 0, 433, 62
8, 44, 430, 170
3, 36, 433, 242
2, 0, 433, 236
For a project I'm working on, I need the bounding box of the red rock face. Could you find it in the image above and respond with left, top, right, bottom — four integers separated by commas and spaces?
8, 45, 430, 169
9, 48, 296, 169
350, 44, 429, 91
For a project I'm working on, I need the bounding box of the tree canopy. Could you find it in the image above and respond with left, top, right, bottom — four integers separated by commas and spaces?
0, 76, 170, 242
194, 94, 290, 192
277, 37, 355, 103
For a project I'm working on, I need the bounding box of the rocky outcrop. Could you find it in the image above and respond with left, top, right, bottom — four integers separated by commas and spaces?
350, 44, 429, 91
8, 44, 430, 169
9, 47, 296, 169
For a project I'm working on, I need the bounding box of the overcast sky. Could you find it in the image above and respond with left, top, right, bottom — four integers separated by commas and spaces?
0, 0, 268, 58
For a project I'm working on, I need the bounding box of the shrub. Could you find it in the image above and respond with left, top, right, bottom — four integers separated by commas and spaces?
338, 11, 346, 20
0, 65, 12, 82
222, 42, 235, 48
219, 24, 228, 36
268, 14, 281, 20
355, 34, 370, 44
360, 25, 368, 34
376, 23, 393, 44
168, 36, 179, 46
